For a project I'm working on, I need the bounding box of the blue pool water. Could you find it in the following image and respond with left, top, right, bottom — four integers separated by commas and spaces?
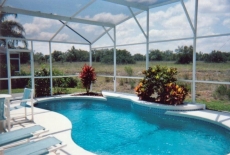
36, 99, 230, 155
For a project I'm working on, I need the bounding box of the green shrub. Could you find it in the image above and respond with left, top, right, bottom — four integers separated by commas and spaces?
12, 70, 30, 88
129, 79, 136, 89
28, 67, 78, 97
214, 85, 230, 100
53, 87, 69, 95
64, 77, 78, 88
124, 66, 133, 76
119, 79, 124, 86
105, 77, 111, 83
34, 68, 50, 97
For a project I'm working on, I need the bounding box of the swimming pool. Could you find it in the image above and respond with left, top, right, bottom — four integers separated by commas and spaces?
36, 98, 230, 155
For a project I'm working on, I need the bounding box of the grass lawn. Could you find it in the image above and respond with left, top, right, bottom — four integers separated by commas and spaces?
199, 100, 230, 112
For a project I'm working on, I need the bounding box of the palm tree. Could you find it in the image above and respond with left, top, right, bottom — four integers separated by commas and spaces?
0, 11, 27, 48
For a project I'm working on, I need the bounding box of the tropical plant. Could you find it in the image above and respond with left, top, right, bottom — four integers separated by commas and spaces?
0, 11, 27, 48
135, 65, 189, 105
79, 64, 97, 94
156, 83, 188, 105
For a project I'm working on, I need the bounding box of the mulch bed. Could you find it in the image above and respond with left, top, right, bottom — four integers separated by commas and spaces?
71, 92, 103, 97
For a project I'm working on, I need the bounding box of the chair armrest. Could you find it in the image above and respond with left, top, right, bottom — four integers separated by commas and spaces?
10, 99, 33, 105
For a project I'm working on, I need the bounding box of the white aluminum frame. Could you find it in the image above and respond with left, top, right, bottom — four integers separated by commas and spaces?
0, 0, 229, 104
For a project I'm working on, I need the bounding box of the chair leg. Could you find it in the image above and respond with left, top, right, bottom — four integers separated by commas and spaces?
6, 99, 11, 131
24, 107, 27, 119
0, 147, 4, 155
31, 101, 34, 121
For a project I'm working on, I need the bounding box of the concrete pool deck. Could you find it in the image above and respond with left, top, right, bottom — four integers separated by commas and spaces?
9, 105, 95, 155
4, 93, 230, 154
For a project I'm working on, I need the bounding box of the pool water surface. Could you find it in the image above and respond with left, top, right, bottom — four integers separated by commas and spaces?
36, 99, 230, 155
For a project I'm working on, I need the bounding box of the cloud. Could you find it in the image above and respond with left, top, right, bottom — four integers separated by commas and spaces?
23, 17, 71, 40
198, 0, 230, 13
223, 19, 230, 28
196, 36, 230, 53
17, 0, 229, 54
84, 12, 128, 24
111, 0, 229, 54
24, 17, 58, 34
4, 15, 18, 22
24, 23, 40, 34
23, 17, 59, 35
162, 14, 190, 28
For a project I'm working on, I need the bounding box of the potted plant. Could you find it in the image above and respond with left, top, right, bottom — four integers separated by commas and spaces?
135, 65, 188, 105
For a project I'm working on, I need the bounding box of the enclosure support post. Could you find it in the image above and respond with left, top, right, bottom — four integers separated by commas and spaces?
31, 41, 35, 94
89, 44, 92, 66
89, 44, 92, 92
18, 53, 21, 73
6, 39, 11, 94
113, 26, 117, 92
192, 0, 198, 103
49, 42, 53, 96
146, 9, 149, 70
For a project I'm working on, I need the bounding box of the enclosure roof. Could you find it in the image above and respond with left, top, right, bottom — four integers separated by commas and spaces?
0, 0, 180, 44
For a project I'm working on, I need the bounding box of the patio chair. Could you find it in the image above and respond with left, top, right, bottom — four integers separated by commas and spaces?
0, 98, 6, 128
9, 88, 35, 125
0, 125, 47, 147
1, 137, 66, 155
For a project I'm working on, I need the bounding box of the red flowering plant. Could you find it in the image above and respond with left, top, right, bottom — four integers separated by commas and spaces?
79, 64, 97, 94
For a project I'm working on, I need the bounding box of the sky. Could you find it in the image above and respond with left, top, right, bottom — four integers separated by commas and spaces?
2, 0, 230, 55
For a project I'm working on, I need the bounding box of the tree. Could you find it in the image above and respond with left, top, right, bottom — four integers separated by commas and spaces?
52, 50, 63, 62
149, 49, 163, 61
133, 53, 145, 61
20, 52, 30, 64
101, 49, 113, 64
93, 50, 104, 62
162, 50, 175, 61
0, 11, 27, 48
34, 52, 45, 64
65, 46, 89, 62
100, 49, 135, 64
204, 50, 227, 63
175, 45, 193, 64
